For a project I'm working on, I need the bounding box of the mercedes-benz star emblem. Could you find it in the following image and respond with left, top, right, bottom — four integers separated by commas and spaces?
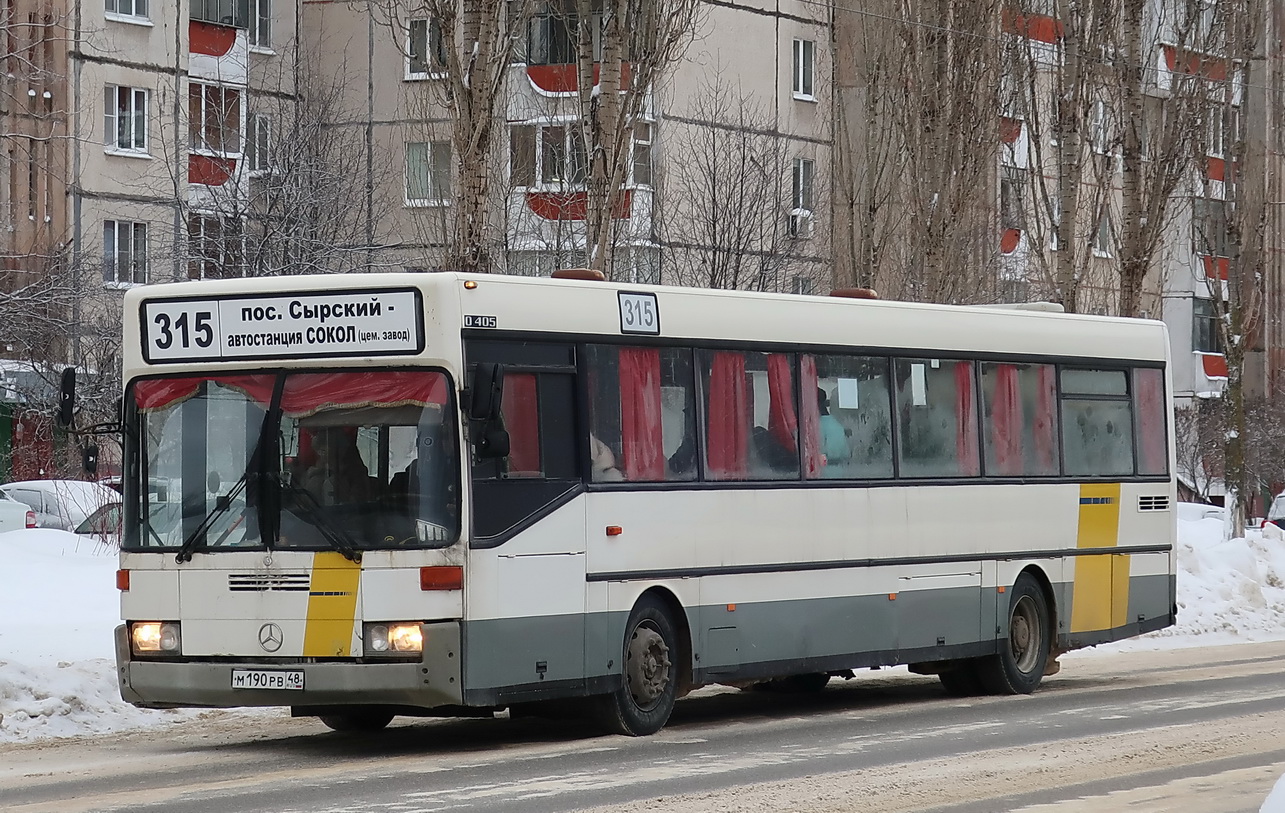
258, 623, 284, 653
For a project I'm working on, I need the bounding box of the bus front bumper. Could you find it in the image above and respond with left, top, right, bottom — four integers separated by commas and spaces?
114, 622, 463, 710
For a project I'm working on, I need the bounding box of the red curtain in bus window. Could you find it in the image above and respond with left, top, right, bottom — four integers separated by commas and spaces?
1033, 364, 1058, 474
618, 347, 665, 480
1135, 368, 1167, 475
800, 355, 824, 478
955, 361, 979, 476
766, 354, 798, 455
133, 372, 449, 414
503, 373, 541, 476
991, 364, 1023, 476
706, 351, 749, 478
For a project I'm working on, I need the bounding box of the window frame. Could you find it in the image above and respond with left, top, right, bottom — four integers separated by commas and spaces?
1192, 297, 1222, 354
106, 0, 149, 22
405, 139, 452, 207
188, 82, 243, 157
790, 156, 815, 239
249, 0, 271, 49
187, 212, 245, 279
246, 113, 271, 175
406, 17, 447, 79
103, 219, 148, 287
792, 38, 815, 100
104, 85, 149, 155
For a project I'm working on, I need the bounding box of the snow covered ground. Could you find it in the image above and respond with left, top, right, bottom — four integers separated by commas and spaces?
2, 510, 1284, 800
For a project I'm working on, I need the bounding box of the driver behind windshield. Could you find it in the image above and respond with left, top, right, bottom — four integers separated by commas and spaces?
297, 427, 372, 505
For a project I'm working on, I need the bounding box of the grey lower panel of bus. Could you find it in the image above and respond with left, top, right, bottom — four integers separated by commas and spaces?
461, 573, 1176, 706
117, 575, 1175, 712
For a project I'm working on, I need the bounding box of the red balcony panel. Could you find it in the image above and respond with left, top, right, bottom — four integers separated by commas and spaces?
1000, 228, 1021, 254
1000, 117, 1022, 145
1201, 255, 1229, 281
190, 21, 237, 57
525, 189, 632, 221
1002, 9, 1063, 44
189, 154, 236, 186
1201, 353, 1228, 379
526, 62, 632, 93
1206, 156, 1225, 182
1162, 45, 1229, 81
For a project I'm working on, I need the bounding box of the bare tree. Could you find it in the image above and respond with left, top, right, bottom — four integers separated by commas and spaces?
178, 47, 401, 278
664, 73, 823, 292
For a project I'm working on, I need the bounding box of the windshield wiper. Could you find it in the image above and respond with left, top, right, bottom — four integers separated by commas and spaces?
278, 480, 363, 563
175, 376, 284, 564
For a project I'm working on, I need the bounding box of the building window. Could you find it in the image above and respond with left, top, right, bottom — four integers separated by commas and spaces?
1001, 167, 1025, 230
1091, 207, 1112, 257
104, 86, 148, 153
509, 124, 586, 189
408, 18, 446, 77
246, 114, 271, 174
1193, 297, 1221, 354
791, 276, 814, 295
188, 214, 244, 279
1192, 197, 1231, 257
106, 0, 148, 20
525, 8, 596, 65
249, 0, 270, 47
1206, 104, 1239, 159
406, 140, 451, 205
1090, 99, 1110, 154
189, 83, 242, 155
632, 121, 652, 187
190, 0, 247, 28
792, 38, 815, 99
789, 157, 814, 239
103, 220, 147, 285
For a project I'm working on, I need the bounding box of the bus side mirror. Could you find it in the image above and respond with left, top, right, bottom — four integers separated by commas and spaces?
82, 444, 99, 476
477, 425, 510, 459
57, 367, 76, 430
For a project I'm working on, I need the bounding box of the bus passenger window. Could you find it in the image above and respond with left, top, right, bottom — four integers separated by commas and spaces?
699, 350, 800, 481
806, 354, 893, 480
980, 363, 1058, 477
893, 359, 980, 478
1060, 368, 1134, 477
585, 345, 696, 482
1133, 368, 1168, 476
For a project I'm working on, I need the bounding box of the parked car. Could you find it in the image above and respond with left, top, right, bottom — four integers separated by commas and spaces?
0, 480, 119, 532
74, 501, 123, 545
0, 489, 37, 532
1265, 492, 1285, 529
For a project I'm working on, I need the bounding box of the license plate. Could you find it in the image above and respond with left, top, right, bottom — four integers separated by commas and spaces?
231, 669, 305, 691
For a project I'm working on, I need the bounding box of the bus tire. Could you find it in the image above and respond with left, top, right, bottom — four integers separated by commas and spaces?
594, 596, 679, 736
977, 573, 1051, 695
317, 710, 394, 732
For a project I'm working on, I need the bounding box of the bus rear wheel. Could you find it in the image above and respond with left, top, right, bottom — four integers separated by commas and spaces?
594, 596, 679, 736
977, 573, 1051, 695
317, 709, 395, 733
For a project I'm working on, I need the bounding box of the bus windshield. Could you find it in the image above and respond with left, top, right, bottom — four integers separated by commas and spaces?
124, 370, 458, 553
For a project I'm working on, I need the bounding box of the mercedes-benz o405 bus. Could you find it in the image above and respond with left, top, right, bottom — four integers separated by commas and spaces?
106, 272, 1175, 735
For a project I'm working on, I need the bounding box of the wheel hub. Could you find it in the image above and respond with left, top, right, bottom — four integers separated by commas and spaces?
626, 624, 671, 707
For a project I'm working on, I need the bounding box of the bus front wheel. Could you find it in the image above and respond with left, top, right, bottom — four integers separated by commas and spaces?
977, 573, 1051, 695
595, 596, 679, 736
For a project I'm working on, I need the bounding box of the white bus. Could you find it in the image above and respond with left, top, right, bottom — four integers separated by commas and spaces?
104, 271, 1175, 735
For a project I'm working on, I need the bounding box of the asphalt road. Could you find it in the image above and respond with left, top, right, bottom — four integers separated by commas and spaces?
3, 640, 1284, 813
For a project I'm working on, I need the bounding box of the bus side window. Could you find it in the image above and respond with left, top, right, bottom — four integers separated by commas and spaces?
1060, 368, 1134, 477
893, 358, 980, 478
1133, 367, 1168, 476
585, 345, 697, 482
806, 354, 893, 480
980, 362, 1058, 477
698, 350, 800, 481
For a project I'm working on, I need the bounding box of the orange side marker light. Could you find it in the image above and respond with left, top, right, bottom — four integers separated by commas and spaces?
606, 526, 623, 537
116, 569, 130, 591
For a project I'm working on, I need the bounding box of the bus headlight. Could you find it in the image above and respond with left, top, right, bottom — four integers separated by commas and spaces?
131, 622, 181, 655
364, 622, 423, 655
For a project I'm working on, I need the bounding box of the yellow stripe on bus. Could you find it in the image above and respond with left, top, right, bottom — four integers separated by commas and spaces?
1070, 483, 1128, 633
303, 552, 362, 657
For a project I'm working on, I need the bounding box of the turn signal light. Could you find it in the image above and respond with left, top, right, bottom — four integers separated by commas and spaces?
420, 565, 463, 591
116, 569, 130, 591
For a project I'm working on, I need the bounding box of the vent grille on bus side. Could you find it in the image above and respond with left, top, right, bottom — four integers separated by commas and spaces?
228, 573, 312, 592
1138, 495, 1170, 512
